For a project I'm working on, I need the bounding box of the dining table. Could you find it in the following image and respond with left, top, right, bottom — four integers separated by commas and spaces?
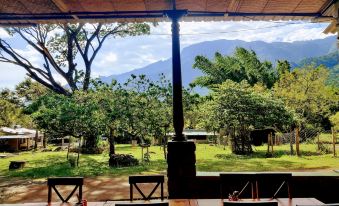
0, 198, 324, 206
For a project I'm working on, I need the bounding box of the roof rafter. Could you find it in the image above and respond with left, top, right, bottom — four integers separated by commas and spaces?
51, 0, 79, 19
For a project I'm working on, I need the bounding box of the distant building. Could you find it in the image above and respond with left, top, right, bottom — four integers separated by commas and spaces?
0, 126, 43, 152
167, 129, 218, 143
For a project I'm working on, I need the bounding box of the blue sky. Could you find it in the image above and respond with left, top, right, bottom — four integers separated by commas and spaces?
0, 21, 334, 89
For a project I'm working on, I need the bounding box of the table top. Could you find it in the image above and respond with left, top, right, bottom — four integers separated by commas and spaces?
0, 198, 324, 206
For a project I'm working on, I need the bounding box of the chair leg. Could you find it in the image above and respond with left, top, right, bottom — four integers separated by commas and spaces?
161, 182, 164, 200
79, 185, 83, 203
48, 185, 52, 203
130, 184, 133, 201
287, 183, 291, 199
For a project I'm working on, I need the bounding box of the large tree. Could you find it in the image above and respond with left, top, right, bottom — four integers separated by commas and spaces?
0, 23, 150, 95
192, 47, 279, 89
210, 80, 296, 154
274, 65, 339, 128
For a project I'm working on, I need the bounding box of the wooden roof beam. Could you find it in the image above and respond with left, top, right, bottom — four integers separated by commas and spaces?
51, 0, 79, 20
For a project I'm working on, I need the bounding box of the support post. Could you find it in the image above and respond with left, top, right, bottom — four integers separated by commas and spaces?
165, 9, 196, 198
295, 127, 300, 156
166, 10, 187, 141
332, 127, 337, 157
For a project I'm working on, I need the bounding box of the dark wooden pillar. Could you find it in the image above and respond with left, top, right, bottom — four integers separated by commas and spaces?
167, 10, 186, 141
166, 9, 196, 198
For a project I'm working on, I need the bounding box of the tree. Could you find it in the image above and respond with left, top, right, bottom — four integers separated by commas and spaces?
15, 77, 48, 103
210, 80, 296, 154
274, 65, 339, 128
0, 23, 150, 95
0, 88, 32, 127
192, 47, 278, 89
276, 60, 291, 76
28, 90, 107, 153
330, 112, 339, 130
111, 74, 172, 145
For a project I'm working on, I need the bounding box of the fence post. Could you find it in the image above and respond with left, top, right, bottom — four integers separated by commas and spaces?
271, 132, 274, 153
332, 127, 337, 157
317, 132, 320, 151
267, 133, 270, 154
295, 127, 300, 156
290, 129, 294, 155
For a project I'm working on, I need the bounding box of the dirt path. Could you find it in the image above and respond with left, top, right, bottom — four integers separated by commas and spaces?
0, 176, 168, 203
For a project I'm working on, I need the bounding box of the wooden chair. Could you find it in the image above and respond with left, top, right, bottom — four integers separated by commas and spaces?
47, 177, 83, 204
115, 202, 169, 206
224, 201, 278, 206
220, 173, 257, 199
255, 173, 292, 199
129, 175, 164, 201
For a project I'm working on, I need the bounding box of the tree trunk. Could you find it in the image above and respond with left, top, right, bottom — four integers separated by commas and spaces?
34, 129, 38, 149
43, 133, 47, 148
83, 135, 99, 154
109, 128, 115, 156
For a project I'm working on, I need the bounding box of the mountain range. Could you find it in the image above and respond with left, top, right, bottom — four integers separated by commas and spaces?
101, 36, 337, 87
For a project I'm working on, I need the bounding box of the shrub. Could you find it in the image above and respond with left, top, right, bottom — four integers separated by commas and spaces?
68, 155, 77, 167
109, 154, 139, 167
81, 146, 104, 154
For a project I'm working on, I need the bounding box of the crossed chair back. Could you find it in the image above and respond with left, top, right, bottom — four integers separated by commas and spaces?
129, 175, 165, 201
47, 177, 83, 204
255, 173, 292, 199
220, 173, 257, 199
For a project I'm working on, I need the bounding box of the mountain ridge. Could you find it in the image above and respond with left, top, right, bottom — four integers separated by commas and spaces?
101, 36, 337, 87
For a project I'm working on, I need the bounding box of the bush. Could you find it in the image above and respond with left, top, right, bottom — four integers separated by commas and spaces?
81, 146, 104, 154
109, 154, 139, 167
68, 155, 77, 167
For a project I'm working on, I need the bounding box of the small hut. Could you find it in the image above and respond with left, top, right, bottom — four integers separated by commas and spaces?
0, 127, 43, 152
167, 129, 218, 143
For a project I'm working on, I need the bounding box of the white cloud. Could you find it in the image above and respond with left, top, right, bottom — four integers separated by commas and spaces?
0, 63, 27, 89
13, 45, 42, 66
0, 28, 10, 38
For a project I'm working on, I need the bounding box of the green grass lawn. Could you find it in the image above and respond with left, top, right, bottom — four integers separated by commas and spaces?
0, 143, 338, 179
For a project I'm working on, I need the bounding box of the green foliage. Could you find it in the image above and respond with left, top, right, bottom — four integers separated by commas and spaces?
208, 80, 296, 154
212, 80, 296, 131
330, 112, 339, 130
274, 65, 339, 127
0, 94, 31, 127
297, 52, 339, 87
193, 47, 278, 89
15, 77, 48, 103
27, 74, 172, 153
27, 91, 107, 152
109, 154, 139, 167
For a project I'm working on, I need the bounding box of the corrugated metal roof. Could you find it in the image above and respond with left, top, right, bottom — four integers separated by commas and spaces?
0, 0, 335, 25
168, 129, 218, 136
0, 134, 35, 139
0, 127, 37, 135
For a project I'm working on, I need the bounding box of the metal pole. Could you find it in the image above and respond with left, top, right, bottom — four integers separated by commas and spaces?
166, 10, 187, 141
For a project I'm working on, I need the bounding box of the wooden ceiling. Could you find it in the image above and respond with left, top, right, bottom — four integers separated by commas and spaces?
0, 0, 335, 25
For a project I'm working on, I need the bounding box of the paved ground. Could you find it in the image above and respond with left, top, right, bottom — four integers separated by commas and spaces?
0, 176, 168, 204
1, 170, 338, 204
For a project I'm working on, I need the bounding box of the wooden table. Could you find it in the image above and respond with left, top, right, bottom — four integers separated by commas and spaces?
0, 198, 324, 206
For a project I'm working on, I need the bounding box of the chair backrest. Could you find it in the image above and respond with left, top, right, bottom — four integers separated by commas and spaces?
220, 173, 257, 199
255, 173, 292, 199
47, 177, 83, 204
129, 175, 165, 201
224, 201, 278, 206
115, 202, 169, 206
